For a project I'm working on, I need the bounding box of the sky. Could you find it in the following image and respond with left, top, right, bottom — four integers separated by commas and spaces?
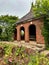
0, 0, 35, 18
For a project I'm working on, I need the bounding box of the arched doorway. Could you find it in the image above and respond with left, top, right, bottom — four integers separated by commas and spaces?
29, 24, 36, 41
20, 27, 25, 40
14, 28, 17, 40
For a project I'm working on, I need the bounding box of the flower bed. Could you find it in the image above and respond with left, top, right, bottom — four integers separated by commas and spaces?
0, 43, 49, 65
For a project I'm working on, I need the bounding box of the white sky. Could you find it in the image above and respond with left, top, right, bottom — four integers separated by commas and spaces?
0, 0, 35, 18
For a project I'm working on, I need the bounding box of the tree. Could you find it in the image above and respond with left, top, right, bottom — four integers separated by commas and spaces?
32, 0, 49, 17
0, 15, 19, 41
32, 0, 49, 48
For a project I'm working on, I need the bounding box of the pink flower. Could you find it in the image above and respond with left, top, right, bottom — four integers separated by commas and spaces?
8, 58, 13, 62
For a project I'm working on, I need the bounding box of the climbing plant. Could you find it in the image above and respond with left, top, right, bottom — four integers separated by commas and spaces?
32, 0, 49, 48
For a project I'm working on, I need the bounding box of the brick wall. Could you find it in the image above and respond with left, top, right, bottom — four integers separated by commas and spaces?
16, 19, 45, 44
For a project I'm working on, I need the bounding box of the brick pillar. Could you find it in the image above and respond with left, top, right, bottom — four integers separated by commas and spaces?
14, 28, 17, 40
25, 27, 29, 42
36, 26, 44, 44
17, 27, 20, 41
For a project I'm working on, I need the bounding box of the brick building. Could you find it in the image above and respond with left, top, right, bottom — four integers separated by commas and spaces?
14, 6, 45, 44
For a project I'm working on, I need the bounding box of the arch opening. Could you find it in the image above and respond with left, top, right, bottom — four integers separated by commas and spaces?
14, 28, 17, 40
29, 24, 36, 41
20, 27, 25, 40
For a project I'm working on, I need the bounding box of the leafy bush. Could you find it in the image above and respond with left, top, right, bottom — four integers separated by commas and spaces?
0, 15, 19, 41
28, 53, 49, 65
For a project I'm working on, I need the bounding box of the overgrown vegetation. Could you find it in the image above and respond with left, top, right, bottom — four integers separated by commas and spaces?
0, 43, 49, 65
0, 15, 18, 41
32, 0, 49, 48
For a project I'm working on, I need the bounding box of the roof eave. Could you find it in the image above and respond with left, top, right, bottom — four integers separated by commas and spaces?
16, 16, 44, 26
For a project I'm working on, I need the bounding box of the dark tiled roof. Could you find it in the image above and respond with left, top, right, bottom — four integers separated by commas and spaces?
16, 9, 34, 24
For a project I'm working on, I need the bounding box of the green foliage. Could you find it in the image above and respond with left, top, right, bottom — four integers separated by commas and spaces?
42, 17, 49, 49
0, 15, 18, 24
33, 0, 49, 16
0, 43, 14, 56
0, 43, 49, 65
28, 53, 49, 65
32, 0, 49, 48
0, 15, 19, 41
16, 46, 25, 56
4, 45, 12, 56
